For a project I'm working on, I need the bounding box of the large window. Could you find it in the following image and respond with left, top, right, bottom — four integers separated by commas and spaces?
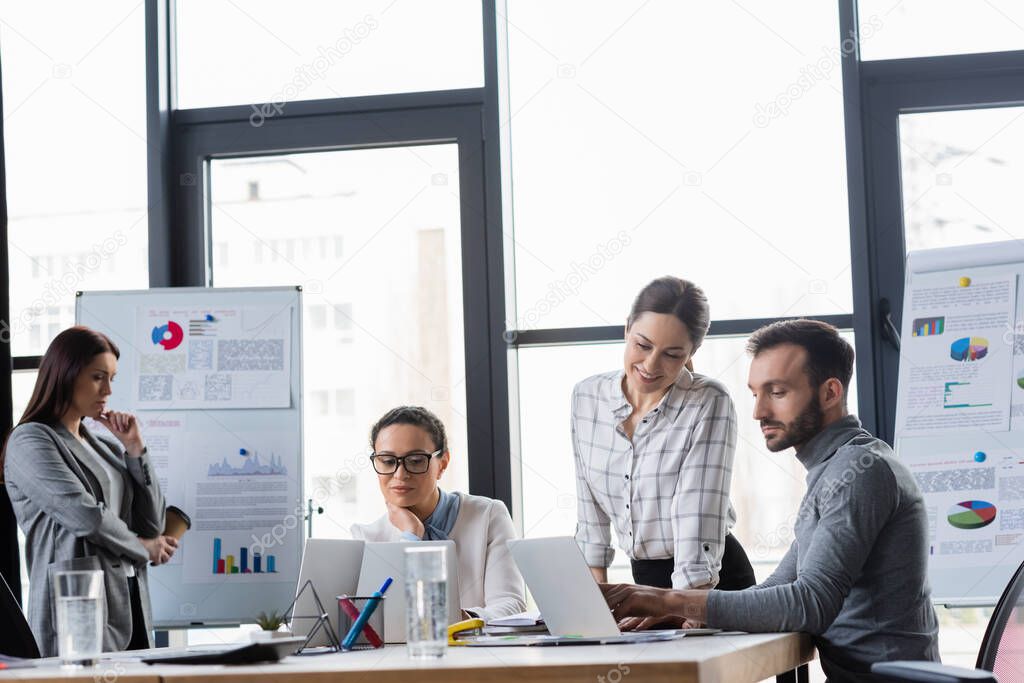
505, 1, 854, 329
859, 0, 1024, 61
208, 145, 470, 536
900, 106, 1024, 253
1, 1, 149, 357
175, 0, 484, 109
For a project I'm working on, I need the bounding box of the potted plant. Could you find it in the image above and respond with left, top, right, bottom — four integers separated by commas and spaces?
251, 611, 292, 641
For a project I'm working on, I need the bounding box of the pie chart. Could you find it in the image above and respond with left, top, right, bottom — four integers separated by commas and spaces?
947, 500, 997, 530
151, 321, 184, 350
950, 337, 989, 362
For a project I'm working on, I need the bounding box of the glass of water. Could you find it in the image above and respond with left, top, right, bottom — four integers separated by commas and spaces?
404, 546, 447, 658
53, 570, 105, 666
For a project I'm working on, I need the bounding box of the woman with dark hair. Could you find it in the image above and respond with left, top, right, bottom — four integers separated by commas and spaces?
572, 276, 754, 626
351, 406, 526, 621
2, 326, 173, 656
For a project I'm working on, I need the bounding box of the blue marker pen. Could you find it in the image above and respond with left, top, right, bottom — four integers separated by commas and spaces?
341, 577, 392, 650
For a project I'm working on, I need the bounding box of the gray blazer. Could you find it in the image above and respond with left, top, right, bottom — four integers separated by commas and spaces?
4, 421, 165, 656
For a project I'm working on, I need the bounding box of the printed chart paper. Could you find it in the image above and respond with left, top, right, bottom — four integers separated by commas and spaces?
1010, 275, 1024, 432
901, 447, 1024, 572
896, 272, 1015, 437
136, 305, 291, 410
137, 414, 187, 565
180, 429, 301, 585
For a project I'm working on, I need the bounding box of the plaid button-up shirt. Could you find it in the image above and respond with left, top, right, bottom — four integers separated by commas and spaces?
572, 369, 738, 589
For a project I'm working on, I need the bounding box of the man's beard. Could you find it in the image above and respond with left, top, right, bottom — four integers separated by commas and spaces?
762, 393, 824, 452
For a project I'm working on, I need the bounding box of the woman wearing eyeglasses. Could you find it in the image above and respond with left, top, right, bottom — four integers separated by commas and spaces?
350, 406, 526, 621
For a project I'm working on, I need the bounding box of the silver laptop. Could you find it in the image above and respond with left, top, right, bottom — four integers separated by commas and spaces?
356, 540, 461, 643
291, 539, 365, 647
508, 537, 714, 643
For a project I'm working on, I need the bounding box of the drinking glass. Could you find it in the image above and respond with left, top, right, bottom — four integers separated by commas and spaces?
404, 546, 447, 658
54, 570, 104, 665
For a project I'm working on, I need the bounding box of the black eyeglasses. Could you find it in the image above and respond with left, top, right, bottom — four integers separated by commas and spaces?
370, 449, 443, 475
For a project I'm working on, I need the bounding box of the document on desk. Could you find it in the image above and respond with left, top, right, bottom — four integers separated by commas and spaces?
487, 610, 542, 626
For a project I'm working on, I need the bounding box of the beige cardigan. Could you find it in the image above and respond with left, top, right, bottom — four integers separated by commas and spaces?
350, 491, 526, 622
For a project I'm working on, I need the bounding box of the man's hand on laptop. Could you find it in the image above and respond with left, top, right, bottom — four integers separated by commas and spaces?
614, 618, 704, 634
600, 583, 709, 628
614, 614, 679, 630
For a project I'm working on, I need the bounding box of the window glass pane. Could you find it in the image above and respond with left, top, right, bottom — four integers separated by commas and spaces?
9, 370, 35, 603
2, 2, 149, 356
516, 332, 857, 582
209, 145, 468, 537
859, 0, 1024, 61
176, 0, 484, 109
505, 2, 852, 329
334, 303, 353, 332
900, 106, 1024, 253
11, 370, 37, 425
309, 304, 327, 329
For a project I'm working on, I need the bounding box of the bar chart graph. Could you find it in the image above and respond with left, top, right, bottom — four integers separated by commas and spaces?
211, 537, 276, 575
912, 316, 945, 337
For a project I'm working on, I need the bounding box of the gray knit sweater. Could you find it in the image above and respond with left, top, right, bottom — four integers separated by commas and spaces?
706, 415, 939, 675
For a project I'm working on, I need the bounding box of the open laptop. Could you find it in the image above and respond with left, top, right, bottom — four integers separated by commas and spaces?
507, 537, 717, 644
291, 539, 365, 647
356, 540, 461, 643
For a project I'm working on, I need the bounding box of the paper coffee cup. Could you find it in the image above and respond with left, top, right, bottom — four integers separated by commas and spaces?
164, 506, 192, 540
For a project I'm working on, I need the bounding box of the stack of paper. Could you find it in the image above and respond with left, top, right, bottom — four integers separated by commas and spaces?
483, 610, 547, 635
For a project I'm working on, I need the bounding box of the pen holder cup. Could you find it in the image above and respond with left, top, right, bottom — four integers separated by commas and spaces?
337, 595, 386, 650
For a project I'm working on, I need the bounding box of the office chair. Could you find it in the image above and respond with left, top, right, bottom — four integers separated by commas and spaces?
0, 571, 39, 659
872, 559, 1024, 683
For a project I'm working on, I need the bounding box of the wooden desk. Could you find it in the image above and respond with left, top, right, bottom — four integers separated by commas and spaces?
0, 661, 159, 683
0, 633, 812, 683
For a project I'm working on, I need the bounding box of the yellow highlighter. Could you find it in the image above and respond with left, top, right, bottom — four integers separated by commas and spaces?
447, 618, 485, 646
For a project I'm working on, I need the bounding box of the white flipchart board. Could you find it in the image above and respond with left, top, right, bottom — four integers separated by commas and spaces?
76, 286, 304, 626
896, 241, 1024, 605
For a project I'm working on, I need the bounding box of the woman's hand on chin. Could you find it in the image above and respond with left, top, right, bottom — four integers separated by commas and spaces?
387, 502, 425, 539
95, 411, 145, 456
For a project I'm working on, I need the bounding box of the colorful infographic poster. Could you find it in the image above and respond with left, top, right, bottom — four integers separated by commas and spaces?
180, 429, 301, 585
896, 271, 1015, 437
136, 305, 292, 410
902, 446, 1024, 571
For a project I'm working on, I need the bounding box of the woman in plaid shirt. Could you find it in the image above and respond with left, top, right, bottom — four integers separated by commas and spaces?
571, 277, 754, 626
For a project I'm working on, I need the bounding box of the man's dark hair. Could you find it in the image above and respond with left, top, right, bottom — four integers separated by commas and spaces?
370, 406, 448, 453
746, 319, 855, 397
